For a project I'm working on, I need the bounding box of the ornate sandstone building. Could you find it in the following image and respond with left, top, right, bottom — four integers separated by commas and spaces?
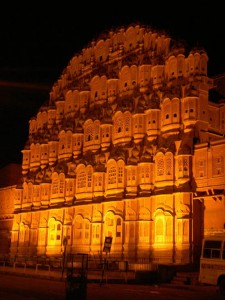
7, 24, 225, 270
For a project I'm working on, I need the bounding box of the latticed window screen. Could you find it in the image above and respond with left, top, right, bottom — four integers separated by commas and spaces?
116, 218, 121, 237
197, 159, 206, 177
48, 220, 62, 245
118, 167, 123, 183
59, 174, 65, 194
52, 175, 58, 194
127, 168, 136, 184
166, 157, 172, 175
78, 171, 86, 188
116, 117, 123, 133
102, 126, 110, 138
87, 171, 92, 187
95, 175, 102, 186
108, 166, 116, 184
94, 122, 100, 140
85, 125, 93, 142
157, 158, 164, 176
213, 156, 224, 176
124, 113, 131, 132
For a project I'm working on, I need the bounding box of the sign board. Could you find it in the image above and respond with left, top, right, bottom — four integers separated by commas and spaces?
103, 236, 112, 253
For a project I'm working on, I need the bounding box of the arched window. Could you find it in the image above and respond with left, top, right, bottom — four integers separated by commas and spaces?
119, 65, 131, 93
86, 165, 93, 190
177, 54, 185, 78
165, 152, 173, 180
107, 78, 118, 101
92, 223, 101, 244
155, 218, 164, 243
156, 154, 164, 177
125, 223, 134, 243
138, 164, 151, 184
23, 182, 28, 204
105, 212, 122, 245
29, 118, 37, 135
41, 183, 50, 202
139, 207, 150, 243
40, 144, 48, 164
33, 184, 41, 205
65, 178, 75, 197
171, 98, 180, 123
19, 223, 29, 246
126, 166, 137, 186
106, 159, 125, 191
139, 64, 151, 91
182, 97, 197, 122
200, 52, 208, 75
165, 218, 173, 242
84, 219, 90, 244
48, 218, 62, 246
105, 214, 114, 237
59, 173, 65, 196
124, 111, 132, 136
213, 155, 224, 177
113, 112, 124, 137
155, 210, 173, 243
177, 220, 189, 243
48, 141, 58, 164
14, 189, 22, 208
161, 98, 172, 127
112, 111, 132, 145
83, 119, 100, 151
73, 216, 90, 246
66, 131, 72, 152
22, 149, 30, 170
108, 163, 117, 186
51, 172, 65, 198
77, 170, 86, 189
27, 182, 33, 203
130, 223, 135, 240
30, 143, 40, 167
74, 216, 82, 240
178, 156, 190, 178
59, 131, 72, 159
167, 56, 177, 80
76, 164, 93, 196
92, 120, 101, 150
64, 90, 75, 116
116, 218, 122, 238
51, 173, 59, 196
47, 109, 56, 128
55, 100, 64, 124
76, 164, 85, 190
84, 120, 93, 143
72, 133, 83, 155
117, 160, 124, 185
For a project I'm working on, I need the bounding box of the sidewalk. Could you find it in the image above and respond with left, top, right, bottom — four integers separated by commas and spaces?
0, 263, 208, 293
0, 264, 135, 284
0, 264, 64, 281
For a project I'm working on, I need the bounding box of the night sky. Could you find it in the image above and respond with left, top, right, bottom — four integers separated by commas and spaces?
0, 2, 224, 168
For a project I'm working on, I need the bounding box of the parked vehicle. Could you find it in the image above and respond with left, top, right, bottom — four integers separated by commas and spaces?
199, 235, 225, 294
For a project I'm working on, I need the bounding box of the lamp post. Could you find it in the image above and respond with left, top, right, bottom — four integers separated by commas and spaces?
62, 236, 68, 278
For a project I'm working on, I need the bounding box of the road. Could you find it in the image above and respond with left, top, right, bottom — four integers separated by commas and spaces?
0, 273, 224, 300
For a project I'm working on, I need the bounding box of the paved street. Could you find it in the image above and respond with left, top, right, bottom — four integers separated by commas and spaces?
0, 271, 224, 300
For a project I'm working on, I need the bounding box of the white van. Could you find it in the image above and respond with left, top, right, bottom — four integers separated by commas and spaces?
199, 235, 225, 293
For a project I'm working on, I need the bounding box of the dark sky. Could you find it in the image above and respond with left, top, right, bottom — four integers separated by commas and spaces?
0, 2, 224, 168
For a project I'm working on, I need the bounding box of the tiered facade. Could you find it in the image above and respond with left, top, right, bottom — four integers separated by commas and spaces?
10, 24, 225, 269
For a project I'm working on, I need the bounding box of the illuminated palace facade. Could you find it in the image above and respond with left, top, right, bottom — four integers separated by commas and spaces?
10, 24, 225, 268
